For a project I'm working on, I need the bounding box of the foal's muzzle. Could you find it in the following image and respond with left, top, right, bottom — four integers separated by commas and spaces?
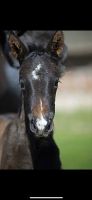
28, 113, 54, 137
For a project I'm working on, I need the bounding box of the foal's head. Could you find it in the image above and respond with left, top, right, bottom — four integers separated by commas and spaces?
7, 31, 67, 137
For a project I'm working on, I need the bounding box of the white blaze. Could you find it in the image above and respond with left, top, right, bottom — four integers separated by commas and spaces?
36, 99, 47, 131
36, 115, 47, 131
32, 64, 42, 80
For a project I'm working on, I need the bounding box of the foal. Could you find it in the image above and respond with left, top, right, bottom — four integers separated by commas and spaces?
0, 31, 67, 169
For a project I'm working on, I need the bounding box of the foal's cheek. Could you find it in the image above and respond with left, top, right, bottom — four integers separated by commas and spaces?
24, 91, 31, 112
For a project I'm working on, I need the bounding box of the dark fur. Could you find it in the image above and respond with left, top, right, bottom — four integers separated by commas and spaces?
0, 90, 33, 169
0, 31, 67, 169
0, 116, 33, 169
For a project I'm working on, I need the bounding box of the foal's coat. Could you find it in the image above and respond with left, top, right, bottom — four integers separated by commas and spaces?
0, 31, 67, 169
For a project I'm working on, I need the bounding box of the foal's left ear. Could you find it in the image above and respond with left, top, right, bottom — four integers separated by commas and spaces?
47, 31, 64, 58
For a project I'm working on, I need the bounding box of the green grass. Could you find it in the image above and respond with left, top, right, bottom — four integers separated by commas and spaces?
54, 109, 92, 169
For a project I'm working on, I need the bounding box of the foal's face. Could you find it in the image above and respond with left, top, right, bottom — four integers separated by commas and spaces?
6, 31, 66, 137
20, 53, 60, 137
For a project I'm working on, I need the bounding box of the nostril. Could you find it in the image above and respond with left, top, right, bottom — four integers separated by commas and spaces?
46, 123, 50, 130
44, 113, 54, 132
31, 118, 37, 130
45, 121, 53, 132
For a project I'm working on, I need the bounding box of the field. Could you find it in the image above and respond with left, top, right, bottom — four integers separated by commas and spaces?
54, 109, 92, 169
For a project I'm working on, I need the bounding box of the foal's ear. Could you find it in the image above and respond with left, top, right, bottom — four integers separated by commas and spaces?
8, 32, 28, 63
47, 31, 64, 58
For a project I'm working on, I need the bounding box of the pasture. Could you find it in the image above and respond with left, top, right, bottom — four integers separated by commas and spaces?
54, 109, 92, 169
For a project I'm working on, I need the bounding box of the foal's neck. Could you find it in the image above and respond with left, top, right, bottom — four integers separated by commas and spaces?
20, 96, 61, 170
19, 93, 25, 123
17, 95, 34, 169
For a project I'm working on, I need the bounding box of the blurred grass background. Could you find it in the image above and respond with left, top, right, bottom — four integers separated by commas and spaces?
53, 31, 92, 169
54, 109, 92, 169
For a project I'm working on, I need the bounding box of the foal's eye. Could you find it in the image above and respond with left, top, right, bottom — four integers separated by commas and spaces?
54, 79, 59, 88
20, 80, 25, 90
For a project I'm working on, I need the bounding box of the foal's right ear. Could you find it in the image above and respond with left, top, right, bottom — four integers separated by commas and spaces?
8, 32, 28, 64
0, 31, 28, 68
